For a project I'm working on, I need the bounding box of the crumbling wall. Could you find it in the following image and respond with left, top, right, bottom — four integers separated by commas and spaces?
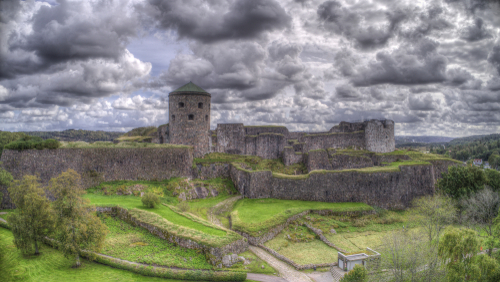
365, 120, 395, 153
256, 133, 285, 159
156, 124, 169, 144
245, 136, 257, 156
329, 154, 374, 170
307, 149, 332, 171
0, 148, 193, 189
303, 131, 366, 152
216, 124, 245, 154
283, 147, 303, 166
244, 126, 289, 137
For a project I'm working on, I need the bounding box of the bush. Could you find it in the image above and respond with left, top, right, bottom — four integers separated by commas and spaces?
340, 264, 367, 282
178, 201, 190, 212
437, 165, 486, 199
4, 137, 60, 151
486, 169, 500, 192
141, 192, 160, 208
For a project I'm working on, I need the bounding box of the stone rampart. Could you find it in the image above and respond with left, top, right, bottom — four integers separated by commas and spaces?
283, 147, 303, 166
0, 148, 193, 189
307, 150, 333, 171
230, 163, 438, 209
244, 126, 289, 137
329, 154, 374, 170
365, 120, 395, 153
302, 131, 366, 153
216, 124, 245, 154
193, 163, 231, 180
256, 133, 285, 159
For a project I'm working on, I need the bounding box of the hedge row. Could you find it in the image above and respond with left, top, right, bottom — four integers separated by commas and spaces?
4, 137, 60, 151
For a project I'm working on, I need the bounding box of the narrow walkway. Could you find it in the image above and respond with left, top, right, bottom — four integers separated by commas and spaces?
247, 273, 287, 282
207, 195, 241, 226
249, 245, 313, 282
330, 266, 347, 282
306, 271, 334, 282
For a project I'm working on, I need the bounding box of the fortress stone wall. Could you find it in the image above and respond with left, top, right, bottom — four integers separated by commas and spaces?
0, 148, 193, 189
229, 161, 458, 209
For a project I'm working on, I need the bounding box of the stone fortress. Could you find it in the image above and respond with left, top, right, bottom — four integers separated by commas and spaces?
158, 82, 396, 160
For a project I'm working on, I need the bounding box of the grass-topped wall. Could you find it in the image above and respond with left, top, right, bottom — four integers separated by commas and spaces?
0, 146, 193, 189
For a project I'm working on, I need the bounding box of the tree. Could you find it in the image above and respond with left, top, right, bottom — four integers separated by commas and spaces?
485, 169, 500, 192
461, 187, 500, 256
141, 192, 160, 208
340, 264, 367, 282
411, 195, 456, 244
50, 169, 107, 267
7, 175, 53, 255
437, 166, 486, 200
439, 228, 480, 282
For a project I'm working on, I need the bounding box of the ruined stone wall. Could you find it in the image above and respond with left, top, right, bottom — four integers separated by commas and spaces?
244, 136, 257, 156
230, 164, 437, 209
288, 132, 305, 140
365, 120, 395, 153
329, 154, 374, 171
302, 131, 366, 152
307, 150, 332, 171
244, 126, 289, 137
283, 147, 303, 166
330, 121, 367, 133
156, 124, 169, 144
169, 93, 210, 157
0, 148, 193, 189
216, 124, 245, 154
256, 133, 285, 159
193, 163, 231, 180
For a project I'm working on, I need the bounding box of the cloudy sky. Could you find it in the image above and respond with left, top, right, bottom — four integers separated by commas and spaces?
1, 0, 500, 136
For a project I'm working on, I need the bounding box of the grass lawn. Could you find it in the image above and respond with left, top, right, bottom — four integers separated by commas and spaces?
231, 198, 373, 236
187, 195, 232, 220
323, 234, 362, 253
227, 251, 277, 275
85, 194, 226, 237
100, 214, 213, 269
264, 235, 338, 265
0, 227, 182, 282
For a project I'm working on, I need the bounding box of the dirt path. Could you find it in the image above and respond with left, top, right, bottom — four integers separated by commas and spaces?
207, 195, 241, 226
249, 246, 313, 282
306, 271, 335, 282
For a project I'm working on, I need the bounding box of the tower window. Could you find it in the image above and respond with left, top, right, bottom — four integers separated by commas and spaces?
179, 102, 184, 108
198, 102, 203, 109
171, 115, 175, 121
188, 114, 194, 120
205, 115, 208, 121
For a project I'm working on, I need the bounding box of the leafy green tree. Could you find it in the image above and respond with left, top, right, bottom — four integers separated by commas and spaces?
7, 175, 54, 255
340, 264, 367, 282
50, 169, 107, 267
488, 153, 500, 170
141, 192, 160, 208
438, 228, 492, 282
412, 195, 456, 243
437, 165, 486, 200
485, 169, 500, 192
0, 164, 13, 186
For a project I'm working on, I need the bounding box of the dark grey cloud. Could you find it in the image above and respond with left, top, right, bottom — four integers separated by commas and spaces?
334, 84, 361, 100
488, 43, 500, 75
460, 18, 492, 41
408, 94, 439, 111
142, 0, 291, 43
351, 38, 448, 86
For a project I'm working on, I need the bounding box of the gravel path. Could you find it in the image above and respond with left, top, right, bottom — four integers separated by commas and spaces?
306, 271, 334, 282
249, 246, 313, 282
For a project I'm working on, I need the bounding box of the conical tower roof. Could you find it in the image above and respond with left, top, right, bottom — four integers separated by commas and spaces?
169, 82, 210, 96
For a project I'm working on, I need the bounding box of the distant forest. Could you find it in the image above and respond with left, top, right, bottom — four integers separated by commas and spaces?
21, 129, 124, 142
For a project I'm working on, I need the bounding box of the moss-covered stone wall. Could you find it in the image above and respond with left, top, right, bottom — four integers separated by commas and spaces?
0, 148, 193, 189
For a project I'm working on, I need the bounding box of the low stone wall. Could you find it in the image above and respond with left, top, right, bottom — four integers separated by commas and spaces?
193, 163, 231, 180
230, 163, 440, 209
258, 244, 337, 270
97, 206, 248, 267
303, 222, 346, 253
0, 148, 193, 189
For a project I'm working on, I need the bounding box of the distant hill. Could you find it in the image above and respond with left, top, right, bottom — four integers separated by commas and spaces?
430, 133, 500, 162
21, 129, 124, 142
395, 136, 455, 144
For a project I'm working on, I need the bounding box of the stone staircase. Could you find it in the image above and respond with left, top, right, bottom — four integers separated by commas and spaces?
330, 266, 346, 282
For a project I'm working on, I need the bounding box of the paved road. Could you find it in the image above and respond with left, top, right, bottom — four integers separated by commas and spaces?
249, 246, 313, 282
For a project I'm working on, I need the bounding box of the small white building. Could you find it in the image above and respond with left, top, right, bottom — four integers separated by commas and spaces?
338, 248, 381, 271
473, 159, 483, 166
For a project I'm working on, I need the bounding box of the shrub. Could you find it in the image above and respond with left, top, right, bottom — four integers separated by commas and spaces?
178, 201, 190, 212
4, 137, 60, 151
340, 264, 367, 282
141, 192, 160, 208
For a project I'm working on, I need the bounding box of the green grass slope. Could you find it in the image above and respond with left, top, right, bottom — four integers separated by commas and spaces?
230, 198, 373, 236
0, 227, 180, 282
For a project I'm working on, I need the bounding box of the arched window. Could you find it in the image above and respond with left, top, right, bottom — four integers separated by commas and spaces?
188, 114, 194, 120
171, 115, 175, 121
205, 115, 208, 121
179, 102, 184, 108
198, 102, 203, 109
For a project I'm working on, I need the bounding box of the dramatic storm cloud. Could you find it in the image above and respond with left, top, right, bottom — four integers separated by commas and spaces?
1, 0, 499, 136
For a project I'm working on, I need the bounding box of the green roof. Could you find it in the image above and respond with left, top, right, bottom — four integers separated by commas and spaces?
170, 82, 208, 94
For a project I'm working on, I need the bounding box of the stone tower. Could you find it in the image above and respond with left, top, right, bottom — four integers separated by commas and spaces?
169, 82, 211, 157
